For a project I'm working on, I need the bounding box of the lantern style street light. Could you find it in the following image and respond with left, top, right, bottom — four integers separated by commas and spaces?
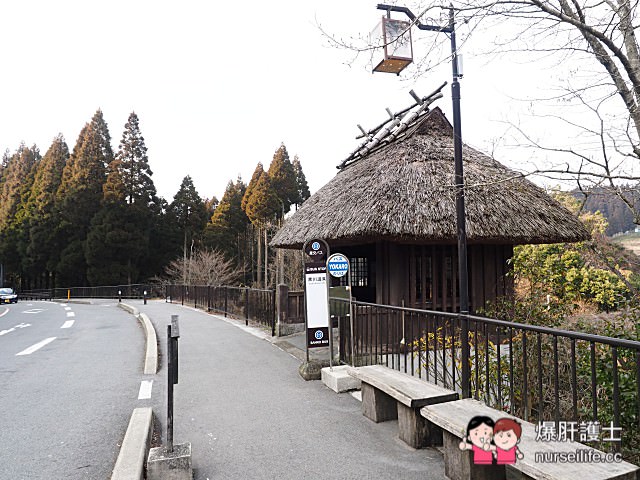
373, 3, 471, 398
371, 16, 414, 74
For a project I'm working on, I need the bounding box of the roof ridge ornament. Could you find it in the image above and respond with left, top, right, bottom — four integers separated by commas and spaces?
338, 82, 446, 170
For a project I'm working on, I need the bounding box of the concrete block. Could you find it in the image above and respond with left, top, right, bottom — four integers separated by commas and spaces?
321, 365, 361, 393
147, 442, 193, 480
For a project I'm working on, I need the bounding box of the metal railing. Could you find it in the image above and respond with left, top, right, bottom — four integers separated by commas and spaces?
335, 299, 640, 462
19, 284, 156, 300
165, 284, 276, 336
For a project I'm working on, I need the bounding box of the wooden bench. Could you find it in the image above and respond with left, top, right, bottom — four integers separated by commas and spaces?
347, 365, 458, 448
420, 398, 639, 480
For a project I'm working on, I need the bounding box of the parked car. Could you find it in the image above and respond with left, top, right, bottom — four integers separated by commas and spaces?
0, 287, 18, 304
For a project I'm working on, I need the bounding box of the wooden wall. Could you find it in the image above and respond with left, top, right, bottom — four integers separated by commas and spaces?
374, 241, 514, 313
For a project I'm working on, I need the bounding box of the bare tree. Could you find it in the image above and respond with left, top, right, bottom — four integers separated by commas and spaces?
162, 249, 240, 286
320, 0, 640, 222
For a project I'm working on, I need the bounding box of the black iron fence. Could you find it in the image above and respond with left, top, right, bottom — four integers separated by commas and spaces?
19, 284, 156, 300
165, 284, 276, 336
335, 299, 640, 462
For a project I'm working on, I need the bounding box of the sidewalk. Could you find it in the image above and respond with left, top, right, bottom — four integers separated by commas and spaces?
136, 300, 446, 480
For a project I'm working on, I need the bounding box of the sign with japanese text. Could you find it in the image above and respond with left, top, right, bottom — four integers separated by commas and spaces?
303, 239, 330, 348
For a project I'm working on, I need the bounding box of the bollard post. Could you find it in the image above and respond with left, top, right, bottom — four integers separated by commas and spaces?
144, 290, 148, 305
118, 290, 122, 303
147, 312, 191, 480
245, 288, 249, 326
167, 315, 180, 453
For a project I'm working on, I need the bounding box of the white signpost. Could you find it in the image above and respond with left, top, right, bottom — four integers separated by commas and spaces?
303, 239, 330, 356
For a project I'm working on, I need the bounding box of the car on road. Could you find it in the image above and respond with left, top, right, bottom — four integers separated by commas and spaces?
0, 287, 18, 304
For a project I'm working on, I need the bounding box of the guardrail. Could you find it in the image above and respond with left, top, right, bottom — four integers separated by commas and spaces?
335, 298, 640, 463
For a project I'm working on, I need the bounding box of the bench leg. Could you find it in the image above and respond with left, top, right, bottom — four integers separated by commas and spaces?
361, 383, 397, 423
397, 403, 442, 448
442, 430, 505, 480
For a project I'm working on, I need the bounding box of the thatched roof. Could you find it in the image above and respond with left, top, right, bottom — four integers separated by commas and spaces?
271, 106, 589, 249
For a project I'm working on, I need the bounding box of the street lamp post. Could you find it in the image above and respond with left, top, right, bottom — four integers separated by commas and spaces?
375, 4, 471, 398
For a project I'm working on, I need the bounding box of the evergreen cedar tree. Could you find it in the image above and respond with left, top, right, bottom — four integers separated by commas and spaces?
0, 120, 313, 289
241, 162, 264, 212
169, 175, 209, 261
205, 178, 248, 260
268, 144, 298, 214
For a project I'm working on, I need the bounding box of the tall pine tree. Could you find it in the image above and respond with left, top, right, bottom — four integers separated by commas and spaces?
103, 112, 156, 206
205, 177, 249, 261
86, 113, 158, 285
0, 144, 41, 287
55, 110, 113, 286
242, 163, 264, 212
268, 143, 297, 216
23, 135, 69, 288
169, 176, 208, 283
292, 155, 310, 209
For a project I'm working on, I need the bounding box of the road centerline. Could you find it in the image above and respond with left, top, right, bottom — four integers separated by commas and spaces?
61, 320, 75, 329
66, 312, 75, 318
16, 337, 57, 356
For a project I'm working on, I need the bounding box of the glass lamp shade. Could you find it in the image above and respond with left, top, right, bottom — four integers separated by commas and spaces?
371, 17, 413, 74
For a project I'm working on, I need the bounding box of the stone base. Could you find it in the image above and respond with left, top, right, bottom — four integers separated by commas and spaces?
147, 442, 193, 480
277, 322, 305, 336
321, 365, 361, 393
442, 431, 505, 480
299, 360, 329, 381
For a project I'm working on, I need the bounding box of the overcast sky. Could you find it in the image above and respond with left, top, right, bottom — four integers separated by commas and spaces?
0, 1, 592, 202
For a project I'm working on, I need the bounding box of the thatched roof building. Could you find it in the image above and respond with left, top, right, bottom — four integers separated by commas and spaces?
272, 107, 587, 249
272, 101, 589, 312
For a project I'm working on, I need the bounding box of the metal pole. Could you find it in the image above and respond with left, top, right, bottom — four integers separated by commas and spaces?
167, 323, 174, 453
349, 268, 355, 367
449, 5, 471, 398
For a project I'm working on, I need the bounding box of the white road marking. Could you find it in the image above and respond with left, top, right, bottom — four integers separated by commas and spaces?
66, 312, 75, 318
0, 307, 8, 318
60, 304, 67, 307
0, 323, 31, 336
138, 380, 153, 400
16, 337, 56, 356
22, 309, 44, 314
61, 320, 75, 329
64, 307, 72, 311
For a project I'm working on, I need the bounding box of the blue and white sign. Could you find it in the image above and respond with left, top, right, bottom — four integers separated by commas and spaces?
327, 254, 350, 278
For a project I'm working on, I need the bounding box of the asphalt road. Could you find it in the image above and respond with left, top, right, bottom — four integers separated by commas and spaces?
0, 300, 155, 480
135, 299, 446, 480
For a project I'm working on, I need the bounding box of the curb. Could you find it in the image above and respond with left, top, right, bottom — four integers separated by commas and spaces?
110, 407, 153, 480
138, 313, 158, 374
118, 303, 158, 375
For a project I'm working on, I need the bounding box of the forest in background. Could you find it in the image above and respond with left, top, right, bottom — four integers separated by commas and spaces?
0, 110, 309, 290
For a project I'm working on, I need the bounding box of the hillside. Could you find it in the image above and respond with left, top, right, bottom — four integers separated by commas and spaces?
612, 232, 640, 257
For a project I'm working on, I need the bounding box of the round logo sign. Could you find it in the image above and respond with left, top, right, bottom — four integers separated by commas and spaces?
314, 330, 324, 340
311, 241, 320, 251
327, 253, 349, 278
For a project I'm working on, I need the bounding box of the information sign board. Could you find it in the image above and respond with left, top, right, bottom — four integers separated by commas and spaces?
303, 239, 329, 349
